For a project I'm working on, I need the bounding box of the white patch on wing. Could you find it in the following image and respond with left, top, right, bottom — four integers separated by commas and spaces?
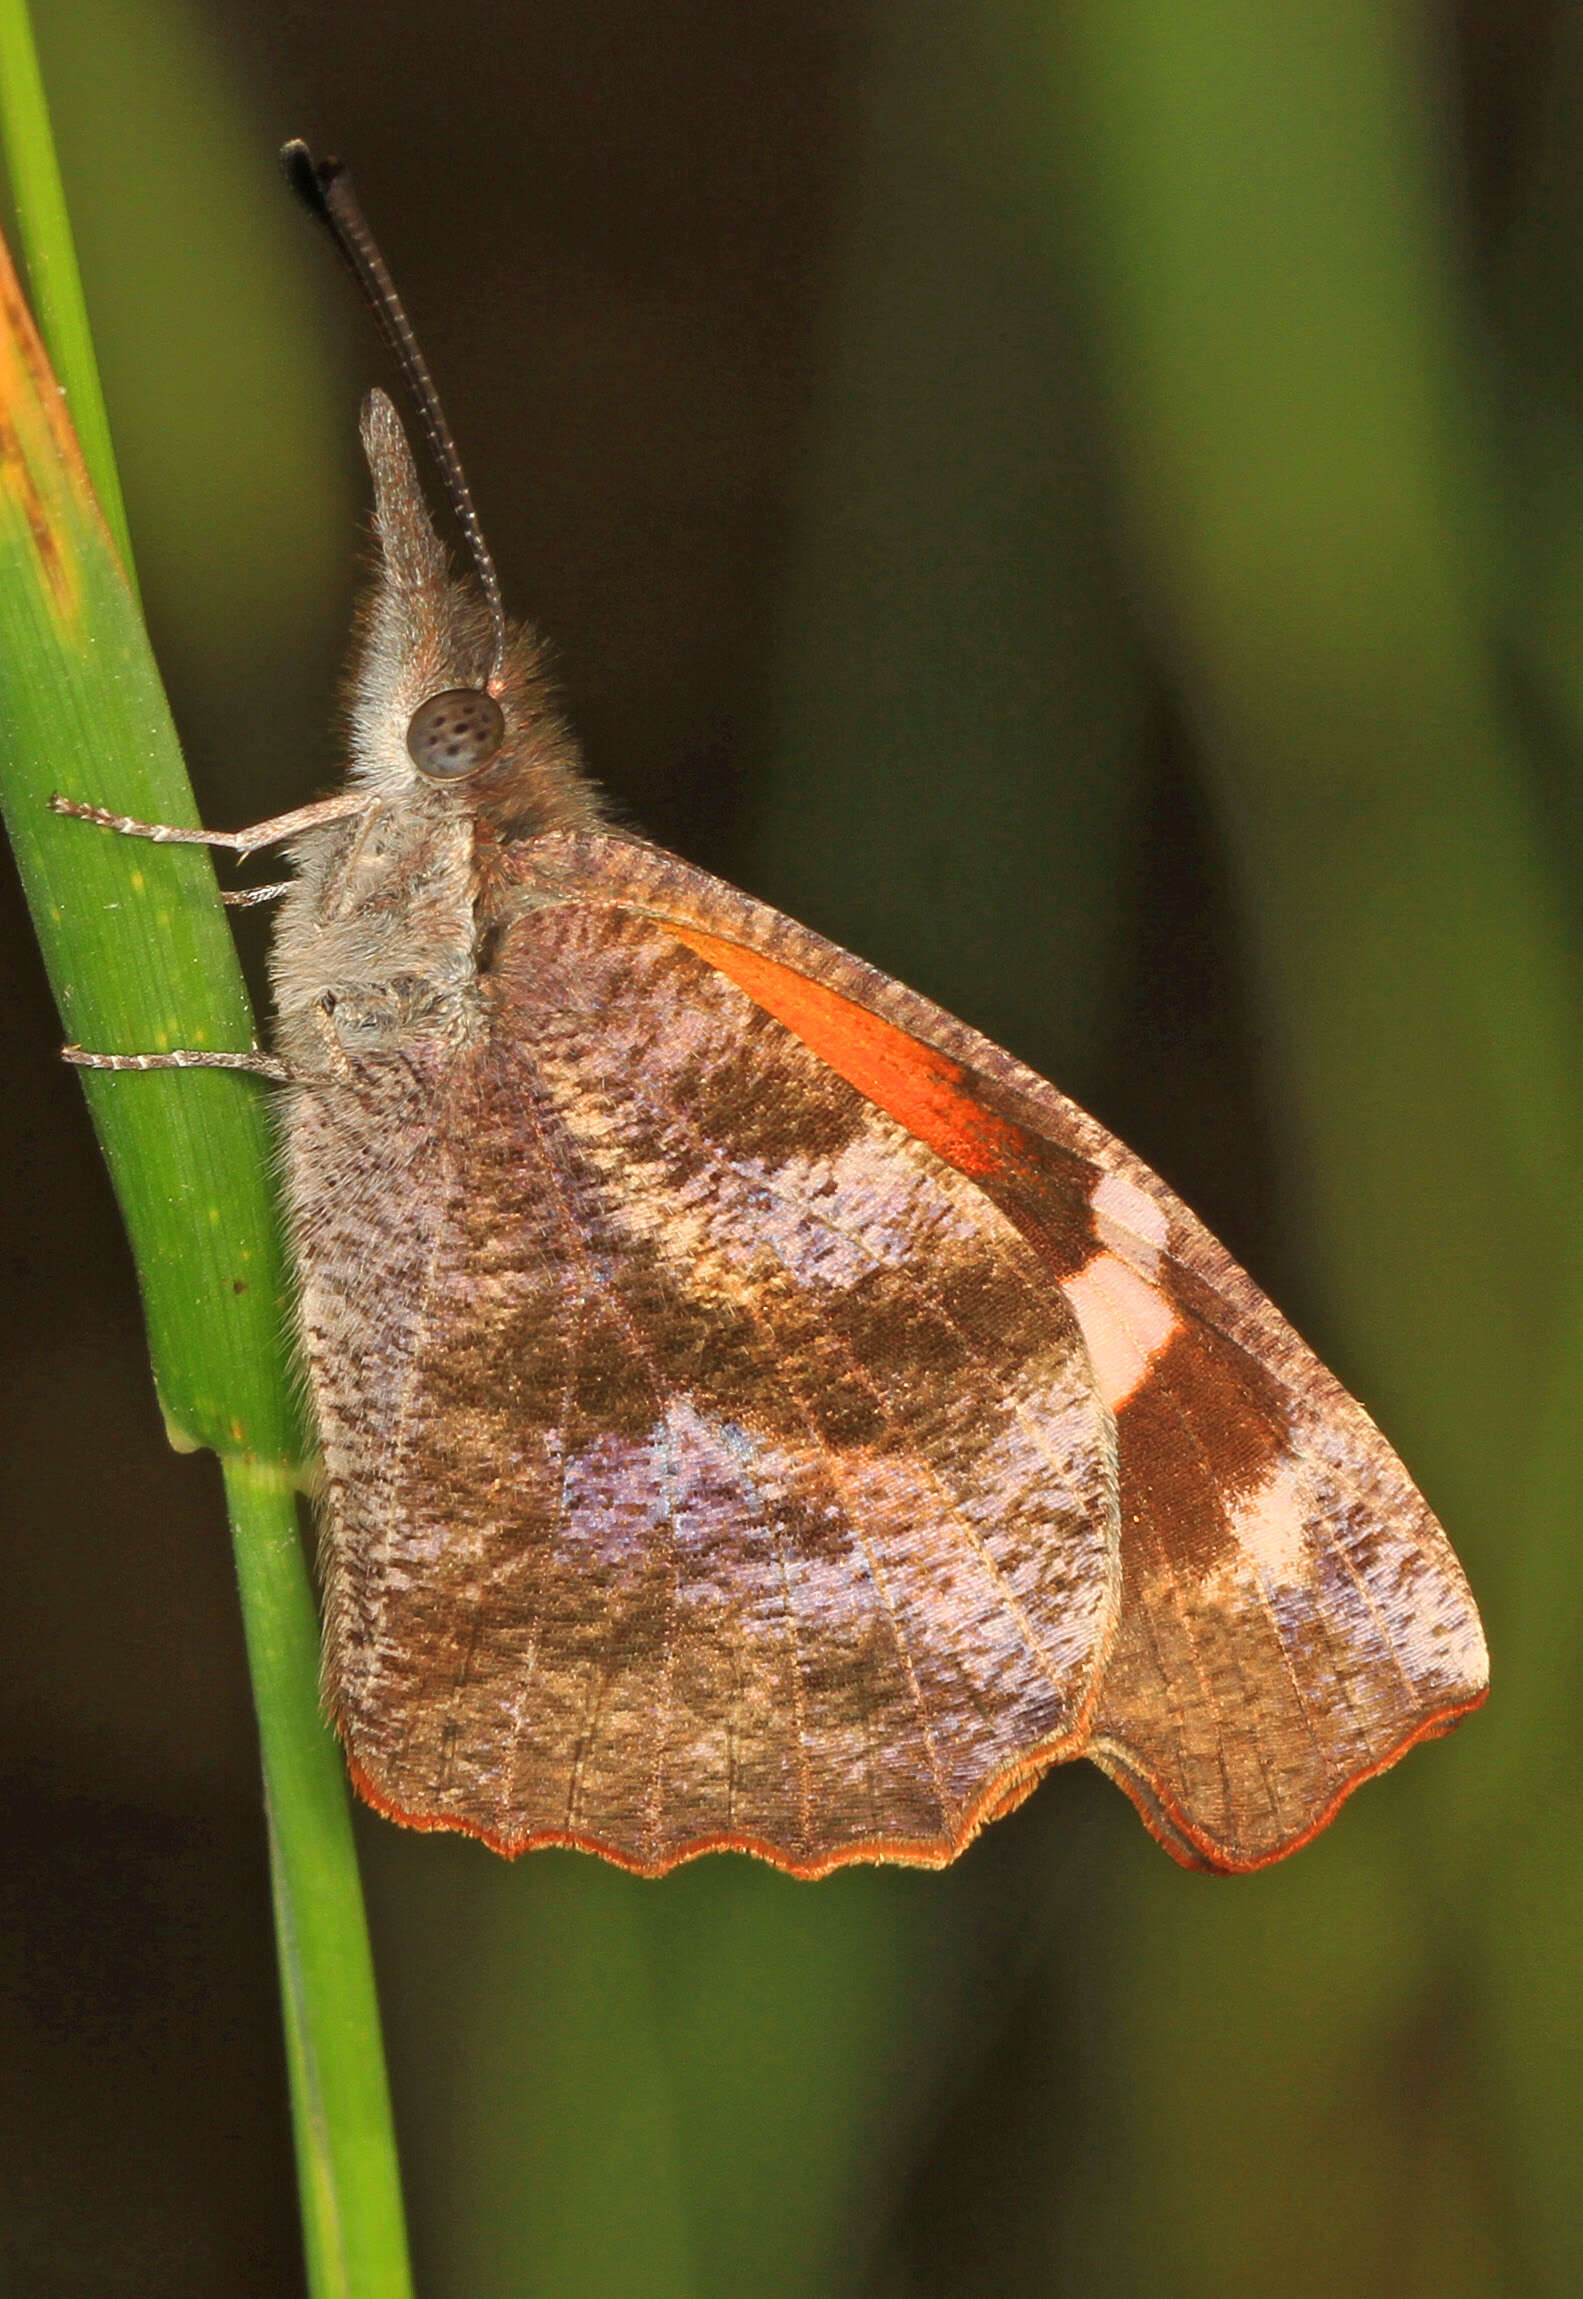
1090, 1170, 1170, 1279
1421, 1587, 1492, 1691
1060, 1252, 1177, 1413
1228, 1457, 1313, 1589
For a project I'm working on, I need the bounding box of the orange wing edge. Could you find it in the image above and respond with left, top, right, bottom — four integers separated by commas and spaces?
342, 1701, 1098, 1882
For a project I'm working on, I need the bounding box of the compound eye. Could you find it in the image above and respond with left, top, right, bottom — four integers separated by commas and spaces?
406, 687, 505, 779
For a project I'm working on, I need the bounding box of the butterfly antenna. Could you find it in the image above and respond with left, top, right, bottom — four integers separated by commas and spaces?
282, 138, 509, 691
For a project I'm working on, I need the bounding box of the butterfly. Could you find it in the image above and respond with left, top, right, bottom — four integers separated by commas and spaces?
58, 146, 1487, 1879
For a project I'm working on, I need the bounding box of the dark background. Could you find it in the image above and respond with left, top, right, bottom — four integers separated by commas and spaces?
2, 1, 1580, 2293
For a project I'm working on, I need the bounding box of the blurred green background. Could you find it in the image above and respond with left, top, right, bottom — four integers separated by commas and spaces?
2, 0, 1580, 2292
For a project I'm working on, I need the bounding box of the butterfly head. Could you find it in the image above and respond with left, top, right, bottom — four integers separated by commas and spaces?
349, 389, 602, 838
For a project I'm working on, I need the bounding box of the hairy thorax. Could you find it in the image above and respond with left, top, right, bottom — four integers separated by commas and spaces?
269, 793, 483, 1074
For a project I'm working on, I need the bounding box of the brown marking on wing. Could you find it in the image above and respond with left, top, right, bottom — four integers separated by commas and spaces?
1110, 1316, 1287, 1573
303, 903, 1120, 1875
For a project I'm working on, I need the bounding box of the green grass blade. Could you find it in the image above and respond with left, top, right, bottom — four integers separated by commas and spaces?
0, 213, 294, 1460
0, 44, 414, 2297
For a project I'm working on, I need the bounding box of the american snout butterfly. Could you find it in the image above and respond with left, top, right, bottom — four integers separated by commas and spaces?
58, 144, 1487, 1878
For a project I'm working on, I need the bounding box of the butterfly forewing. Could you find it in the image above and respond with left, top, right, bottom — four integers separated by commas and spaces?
295, 889, 1120, 1876
499, 834, 1488, 1872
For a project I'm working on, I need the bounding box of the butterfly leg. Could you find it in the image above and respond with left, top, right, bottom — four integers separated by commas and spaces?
49, 788, 373, 856
62, 1043, 291, 1081
222, 883, 293, 908
62, 991, 357, 1089
51, 792, 365, 1079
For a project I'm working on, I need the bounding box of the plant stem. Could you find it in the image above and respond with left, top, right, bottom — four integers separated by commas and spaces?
226, 1460, 415, 2299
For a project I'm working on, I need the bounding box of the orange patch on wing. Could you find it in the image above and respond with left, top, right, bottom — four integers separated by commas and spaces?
664, 924, 1027, 1182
